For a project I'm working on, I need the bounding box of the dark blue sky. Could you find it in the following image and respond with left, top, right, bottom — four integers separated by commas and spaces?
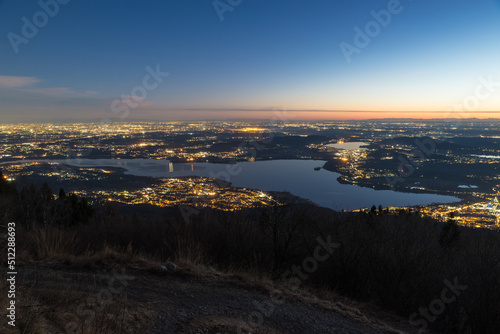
1, 0, 499, 121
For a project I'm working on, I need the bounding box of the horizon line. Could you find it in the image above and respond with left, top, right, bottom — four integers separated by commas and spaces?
3, 117, 500, 124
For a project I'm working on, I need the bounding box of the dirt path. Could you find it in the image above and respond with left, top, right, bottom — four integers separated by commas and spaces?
12, 262, 419, 334
143, 275, 387, 334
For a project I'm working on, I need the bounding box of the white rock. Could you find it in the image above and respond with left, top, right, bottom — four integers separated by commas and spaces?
166, 262, 177, 271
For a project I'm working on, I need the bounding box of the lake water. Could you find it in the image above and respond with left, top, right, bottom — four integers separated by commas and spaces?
46, 158, 459, 210
325, 142, 369, 150
471, 154, 500, 159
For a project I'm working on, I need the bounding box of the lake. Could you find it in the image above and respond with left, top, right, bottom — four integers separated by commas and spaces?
471, 154, 500, 159
48, 158, 460, 210
325, 142, 370, 150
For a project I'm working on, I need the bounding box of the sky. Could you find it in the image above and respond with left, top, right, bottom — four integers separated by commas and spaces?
1, 0, 500, 122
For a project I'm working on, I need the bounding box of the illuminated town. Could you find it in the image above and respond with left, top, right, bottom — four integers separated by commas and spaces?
1, 120, 499, 227
419, 196, 500, 230
0, 161, 279, 211
74, 177, 277, 211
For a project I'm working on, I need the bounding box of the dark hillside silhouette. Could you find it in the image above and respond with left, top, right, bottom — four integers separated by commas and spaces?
2, 171, 499, 333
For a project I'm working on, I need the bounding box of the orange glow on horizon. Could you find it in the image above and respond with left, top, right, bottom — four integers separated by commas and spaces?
131, 107, 500, 122
285, 111, 500, 120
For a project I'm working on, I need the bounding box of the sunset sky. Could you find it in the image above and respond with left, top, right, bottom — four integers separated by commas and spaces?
1, 0, 500, 122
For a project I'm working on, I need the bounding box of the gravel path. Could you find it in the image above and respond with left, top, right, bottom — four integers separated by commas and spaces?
15, 262, 416, 334
145, 277, 390, 334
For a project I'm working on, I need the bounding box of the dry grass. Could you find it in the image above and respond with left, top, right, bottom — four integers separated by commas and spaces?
12, 208, 495, 333
178, 315, 279, 334
4, 226, 156, 334
173, 238, 208, 267
0, 273, 155, 334
18, 226, 78, 261
4, 224, 418, 334
9, 221, 417, 334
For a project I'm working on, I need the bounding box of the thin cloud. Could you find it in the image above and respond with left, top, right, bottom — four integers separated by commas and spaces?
0, 75, 40, 88
22, 87, 99, 98
0, 75, 98, 98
